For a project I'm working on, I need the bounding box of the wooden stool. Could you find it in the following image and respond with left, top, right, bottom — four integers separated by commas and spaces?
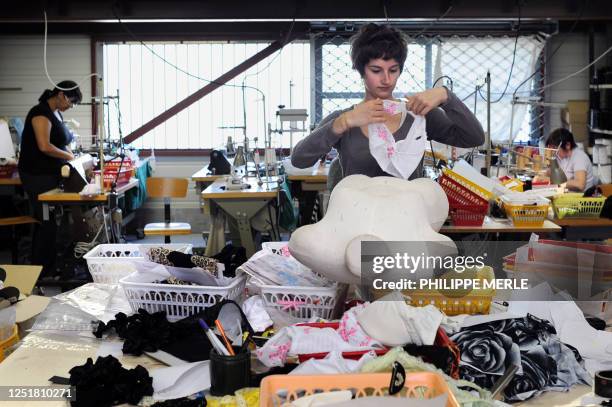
144, 177, 191, 243
0, 216, 38, 264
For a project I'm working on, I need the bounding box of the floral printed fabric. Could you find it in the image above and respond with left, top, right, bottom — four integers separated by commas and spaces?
367, 99, 427, 179
450, 314, 591, 402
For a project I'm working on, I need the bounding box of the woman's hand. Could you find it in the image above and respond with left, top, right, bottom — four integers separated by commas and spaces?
333, 99, 389, 135
405, 87, 449, 116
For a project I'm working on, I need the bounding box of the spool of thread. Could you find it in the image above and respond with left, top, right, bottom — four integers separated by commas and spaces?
594, 370, 612, 399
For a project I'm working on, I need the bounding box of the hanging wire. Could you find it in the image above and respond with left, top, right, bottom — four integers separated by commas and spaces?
43, 11, 100, 90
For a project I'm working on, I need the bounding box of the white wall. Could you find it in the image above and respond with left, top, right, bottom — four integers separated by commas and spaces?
0, 35, 92, 137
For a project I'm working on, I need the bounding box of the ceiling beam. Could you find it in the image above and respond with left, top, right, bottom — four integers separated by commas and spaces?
2, 0, 612, 21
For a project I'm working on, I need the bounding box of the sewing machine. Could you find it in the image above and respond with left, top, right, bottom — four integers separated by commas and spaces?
60, 154, 94, 192
224, 166, 250, 190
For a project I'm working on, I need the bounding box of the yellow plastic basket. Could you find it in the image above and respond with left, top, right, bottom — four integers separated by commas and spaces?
552, 193, 606, 219
406, 266, 496, 316
501, 178, 524, 192
442, 168, 492, 200
0, 325, 18, 362
503, 202, 549, 227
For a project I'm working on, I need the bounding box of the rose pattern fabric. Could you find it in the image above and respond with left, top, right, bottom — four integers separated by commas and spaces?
450, 314, 591, 402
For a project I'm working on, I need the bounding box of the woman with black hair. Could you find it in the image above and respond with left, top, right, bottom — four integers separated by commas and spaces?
292, 24, 484, 183
545, 128, 595, 191
18, 80, 82, 277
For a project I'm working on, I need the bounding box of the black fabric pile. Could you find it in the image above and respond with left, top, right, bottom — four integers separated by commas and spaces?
94, 310, 180, 356
67, 355, 153, 407
151, 397, 207, 407
93, 301, 254, 362
211, 244, 247, 278
0, 267, 20, 309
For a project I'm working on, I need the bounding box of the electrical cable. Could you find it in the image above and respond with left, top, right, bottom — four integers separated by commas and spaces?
537, 43, 612, 91
73, 217, 106, 258
413, 5, 454, 38
432, 75, 454, 92
511, 0, 588, 99
477, 1, 521, 104
43, 11, 100, 91
111, 5, 285, 97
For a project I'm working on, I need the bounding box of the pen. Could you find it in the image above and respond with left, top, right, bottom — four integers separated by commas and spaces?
198, 319, 230, 356
215, 319, 236, 356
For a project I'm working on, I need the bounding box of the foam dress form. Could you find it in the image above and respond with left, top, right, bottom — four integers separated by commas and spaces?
288, 175, 453, 284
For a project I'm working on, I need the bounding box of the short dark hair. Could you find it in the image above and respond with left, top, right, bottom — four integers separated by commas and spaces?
546, 128, 577, 150
349, 23, 408, 77
38, 80, 83, 104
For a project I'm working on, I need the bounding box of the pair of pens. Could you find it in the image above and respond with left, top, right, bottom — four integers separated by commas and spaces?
198, 319, 231, 356
214, 319, 236, 356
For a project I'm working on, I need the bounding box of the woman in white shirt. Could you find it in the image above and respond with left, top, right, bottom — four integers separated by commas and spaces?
546, 128, 595, 192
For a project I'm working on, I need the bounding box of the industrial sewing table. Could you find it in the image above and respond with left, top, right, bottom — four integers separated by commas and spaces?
551, 216, 612, 240
37, 178, 140, 223
201, 176, 281, 257
286, 162, 329, 226
439, 216, 562, 235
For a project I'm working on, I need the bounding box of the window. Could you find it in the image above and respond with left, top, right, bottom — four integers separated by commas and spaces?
103, 33, 545, 150
102, 41, 310, 149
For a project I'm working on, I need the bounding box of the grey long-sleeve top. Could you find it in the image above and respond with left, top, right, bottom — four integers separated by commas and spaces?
291, 90, 485, 180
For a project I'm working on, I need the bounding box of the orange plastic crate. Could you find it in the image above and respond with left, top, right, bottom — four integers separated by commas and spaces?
260, 372, 459, 407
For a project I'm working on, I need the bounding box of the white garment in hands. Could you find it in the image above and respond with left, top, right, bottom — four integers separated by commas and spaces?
368, 100, 427, 179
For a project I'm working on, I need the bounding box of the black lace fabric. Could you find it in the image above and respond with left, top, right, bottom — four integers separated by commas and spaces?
150, 397, 207, 407
68, 355, 153, 407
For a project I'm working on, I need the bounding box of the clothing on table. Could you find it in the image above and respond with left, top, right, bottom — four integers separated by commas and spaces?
18, 101, 71, 175
147, 247, 219, 276
291, 89, 485, 180
558, 147, 595, 190
449, 313, 591, 402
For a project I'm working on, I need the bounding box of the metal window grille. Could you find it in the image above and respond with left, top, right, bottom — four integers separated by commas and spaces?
313, 33, 546, 143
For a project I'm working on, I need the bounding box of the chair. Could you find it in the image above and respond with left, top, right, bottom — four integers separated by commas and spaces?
144, 177, 191, 243
0, 216, 38, 264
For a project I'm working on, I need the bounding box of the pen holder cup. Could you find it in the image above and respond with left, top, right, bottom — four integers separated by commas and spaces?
209, 348, 251, 396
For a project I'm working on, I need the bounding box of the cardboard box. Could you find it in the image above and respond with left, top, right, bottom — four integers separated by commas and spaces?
1, 265, 49, 337
567, 100, 589, 124
570, 121, 589, 143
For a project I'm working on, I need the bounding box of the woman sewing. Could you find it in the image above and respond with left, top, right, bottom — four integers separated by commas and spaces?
18, 80, 82, 277
291, 24, 484, 183
544, 128, 595, 192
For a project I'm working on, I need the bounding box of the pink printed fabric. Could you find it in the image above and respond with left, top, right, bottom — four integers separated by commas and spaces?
337, 304, 384, 348
368, 99, 428, 179
256, 324, 380, 368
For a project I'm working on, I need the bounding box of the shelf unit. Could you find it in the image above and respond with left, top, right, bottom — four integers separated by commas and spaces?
589, 84, 612, 89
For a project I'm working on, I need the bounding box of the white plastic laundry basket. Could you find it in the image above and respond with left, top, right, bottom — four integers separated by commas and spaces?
257, 241, 340, 320
83, 243, 193, 284
119, 272, 246, 322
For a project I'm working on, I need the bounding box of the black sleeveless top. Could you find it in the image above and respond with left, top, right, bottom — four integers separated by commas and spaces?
18, 102, 72, 175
